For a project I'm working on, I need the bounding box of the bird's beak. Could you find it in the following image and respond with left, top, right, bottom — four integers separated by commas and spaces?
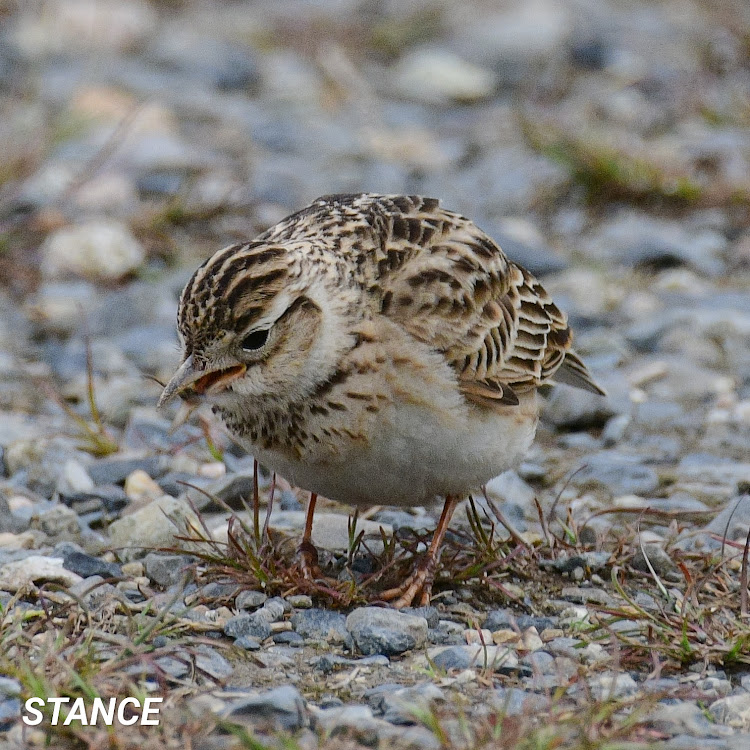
157, 354, 247, 410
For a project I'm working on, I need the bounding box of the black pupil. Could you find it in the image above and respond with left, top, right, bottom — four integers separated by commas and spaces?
241, 329, 269, 351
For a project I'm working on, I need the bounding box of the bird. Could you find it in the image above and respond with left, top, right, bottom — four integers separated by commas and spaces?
158, 193, 604, 608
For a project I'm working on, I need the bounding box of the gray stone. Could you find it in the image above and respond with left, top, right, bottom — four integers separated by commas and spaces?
0, 555, 83, 591
648, 701, 733, 739
63, 551, 121, 579
346, 607, 428, 656
291, 609, 350, 646
588, 671, 638, 700
710, 693, 750, 730
87, 456, 170, 486
632, 544, 682, 582
255, 597, 286, 623
234, 636, 261, 651
235, 590, 267, 610
428, 645, 519, 673
286, 594, 312, 609
224, 685, 308, 732
194, 647, 233, 680
570, 451, 660, 496
273, 631, 304, 646
223, 613, 271, 641
368, 683, 444, 725
493, 687, 550, 717
392, 48, 497, 105
107, 495, 203, 561
269, 511, 393, 554
143, 552, 192, 588
678, 455, 750, 489
350, 626, 416, 657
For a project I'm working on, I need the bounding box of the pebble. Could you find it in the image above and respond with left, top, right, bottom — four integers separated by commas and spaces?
124, 469, 164, 502
223, 613, 271, 642
291, 608, 350, 646
236, 590, 267, 610
62, 550, 122, 579
392, 48, 497, 104
107, 495, 203, 561
346, 607, 428, 656
427, 645, 519, 673
143, 552, 192, 587
286, 594, 312, 609
0, 555, 83, 591
221, 685, 308, 732
41, 221, 146, 281
710, 694, 750, 730
570, 451, 660, 496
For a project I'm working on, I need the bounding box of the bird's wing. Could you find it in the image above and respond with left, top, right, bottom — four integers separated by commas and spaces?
364, 195, 605, 408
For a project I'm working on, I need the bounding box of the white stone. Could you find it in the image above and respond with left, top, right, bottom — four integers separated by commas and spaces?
0, 556, 83, 591
464, 628, 493, 645
393, 48, 497, 104
41, 221, 146, 281
57, 459, 95, 495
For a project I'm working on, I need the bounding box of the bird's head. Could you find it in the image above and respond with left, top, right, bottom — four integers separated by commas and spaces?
159, 241, 353, 414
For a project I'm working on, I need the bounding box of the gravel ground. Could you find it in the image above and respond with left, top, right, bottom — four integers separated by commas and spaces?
1, 1, 750, 748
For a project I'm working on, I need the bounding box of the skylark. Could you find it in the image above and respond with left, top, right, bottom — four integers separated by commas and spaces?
159, 193, 604, 607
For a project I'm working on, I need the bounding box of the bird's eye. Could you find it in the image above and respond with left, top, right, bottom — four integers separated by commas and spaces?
240, 329, 270, 351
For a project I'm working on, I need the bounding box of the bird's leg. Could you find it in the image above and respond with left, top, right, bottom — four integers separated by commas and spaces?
298, 492, 322, 581
382, 494, 460, 608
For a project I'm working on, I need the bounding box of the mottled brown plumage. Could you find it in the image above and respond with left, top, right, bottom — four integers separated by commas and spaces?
160, 193, 604, 606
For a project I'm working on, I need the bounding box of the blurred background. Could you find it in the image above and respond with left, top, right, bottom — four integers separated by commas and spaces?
0, 0, 749, 525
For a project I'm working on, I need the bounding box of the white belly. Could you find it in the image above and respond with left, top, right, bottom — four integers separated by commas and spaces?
250, 392, 539, 507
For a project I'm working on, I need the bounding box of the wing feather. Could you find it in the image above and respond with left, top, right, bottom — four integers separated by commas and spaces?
365, 196, 604, 407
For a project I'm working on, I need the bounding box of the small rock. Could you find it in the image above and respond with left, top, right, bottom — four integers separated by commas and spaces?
588, 672, 638, 700
107, 495, 204, 561
465, 629, 493, 645
428, 645, 519, 673
286, 594, 312, 609
710, 693, 750, 730
41, 221, 146, 281
143, 552, 192, 588
223, 613, 271, 642
234, 636, 261, 651
124, 469, 164, 502
62, 551, 121, 579
570, 451, 660, 496
632, 543, 682, 582
236, 590, 267, 610
392, 48, 497, 104
194, 647, 233, 680
291, 608, 350, 645
346, 607, 428, 656
273, 631, 304, 646
494, 687, 550, 717
255, 597, 286, 623
56, 460, 94, 495
0, 555, 83, 591
87, 456, 169, 486
518, 627, 544, 652
222, 685, 308, 732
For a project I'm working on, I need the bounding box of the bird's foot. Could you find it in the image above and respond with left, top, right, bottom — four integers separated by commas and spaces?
297, 539, 323, 582
381, 559, 435, 608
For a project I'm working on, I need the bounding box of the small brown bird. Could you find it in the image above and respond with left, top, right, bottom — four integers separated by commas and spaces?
159, 194, 604, 607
